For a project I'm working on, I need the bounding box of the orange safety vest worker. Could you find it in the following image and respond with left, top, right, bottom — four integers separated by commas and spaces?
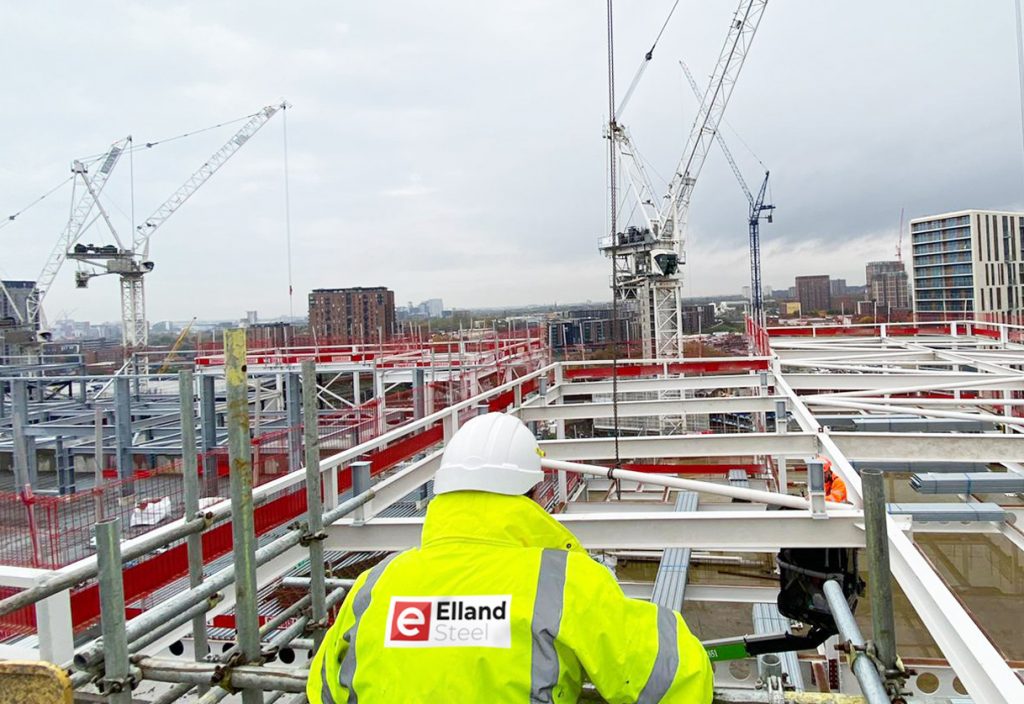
818, 457, 848, 503
825, 471, 847, 503
308, 413, 713, 703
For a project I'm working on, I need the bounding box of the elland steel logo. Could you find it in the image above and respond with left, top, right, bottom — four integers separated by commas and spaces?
385, 596, 512, 648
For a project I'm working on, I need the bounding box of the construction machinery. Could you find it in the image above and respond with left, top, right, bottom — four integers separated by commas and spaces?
0, 103, 285, 359
680, 58, 774, 327
0, 138, 130, 353
600, 0, 769, 358
69, 103, 286, 353
155, 317, 197, 374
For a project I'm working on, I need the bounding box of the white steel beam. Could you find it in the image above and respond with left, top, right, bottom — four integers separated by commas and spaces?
887, 527, 1024, 703
776, 356, 1024, 703
620, 582, 780, 603
324, 511, 872, 553
785, 373, 1024, 392
518, 396, 783, 422
362, 451, 442, 521
539, 433, 818, 461
829, 432, 1024, 462
563, 374, 760, 396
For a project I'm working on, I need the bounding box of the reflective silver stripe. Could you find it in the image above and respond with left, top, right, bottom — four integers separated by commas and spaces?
636, 606, 680, 704
337, 552, 400, 704
320, 656, 335, 704
530, 548, 568, 703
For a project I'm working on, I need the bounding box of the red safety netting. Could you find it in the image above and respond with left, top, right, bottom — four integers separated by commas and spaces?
0, 338, 549, 639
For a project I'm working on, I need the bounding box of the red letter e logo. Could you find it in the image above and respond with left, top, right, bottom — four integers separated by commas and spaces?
390, 600, 431, 641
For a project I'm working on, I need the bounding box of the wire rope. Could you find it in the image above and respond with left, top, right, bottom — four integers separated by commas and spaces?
1015, 0, 1024, 196
616, 0, 682, 118
0, 175, 74, 232
607, 0, 623, 490
282, 105, 295, 319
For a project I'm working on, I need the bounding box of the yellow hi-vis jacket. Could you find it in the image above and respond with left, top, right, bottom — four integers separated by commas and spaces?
309, 491, 713, 703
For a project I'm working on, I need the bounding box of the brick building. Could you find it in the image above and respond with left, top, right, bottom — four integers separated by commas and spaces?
308, 287, 395, 344
795, 275, 831, 314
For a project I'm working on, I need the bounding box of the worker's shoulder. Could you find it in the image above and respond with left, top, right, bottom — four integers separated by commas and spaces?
353, 549, 419, 590
563, 549, 620, 589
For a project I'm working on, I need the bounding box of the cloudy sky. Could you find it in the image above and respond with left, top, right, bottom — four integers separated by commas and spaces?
1, 2, 1022, 323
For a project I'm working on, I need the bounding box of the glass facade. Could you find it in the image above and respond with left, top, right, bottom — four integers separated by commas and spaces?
911, 212, 1024, 318
911, 215, 976, 314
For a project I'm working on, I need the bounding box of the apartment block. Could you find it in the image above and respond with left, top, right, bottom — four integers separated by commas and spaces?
308, 287, 396, 343
911, 210, 1024, 322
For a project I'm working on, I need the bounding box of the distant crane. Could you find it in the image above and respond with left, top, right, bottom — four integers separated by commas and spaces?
0, 137, 130, 346
69, 102, 286, 352
680, 59, 774, 326
895, 206, 905, 264
601, 0, 770, 358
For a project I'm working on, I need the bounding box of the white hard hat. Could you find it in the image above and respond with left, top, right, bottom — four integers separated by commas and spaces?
434, 413, 544, 496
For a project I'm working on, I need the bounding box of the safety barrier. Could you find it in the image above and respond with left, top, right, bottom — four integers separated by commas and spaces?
0, 352, 554, 642
0, 353, 772, 654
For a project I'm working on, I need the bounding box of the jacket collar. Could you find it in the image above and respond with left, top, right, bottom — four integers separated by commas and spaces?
421, 491, 584, 553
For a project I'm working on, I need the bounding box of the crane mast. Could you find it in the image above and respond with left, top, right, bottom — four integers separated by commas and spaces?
680, 59, 774, 326
748, 171, 773, 325
69, 103, 285, 351
600, 0, 769, 359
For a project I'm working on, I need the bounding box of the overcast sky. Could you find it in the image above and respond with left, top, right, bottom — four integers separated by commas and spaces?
1, 1, 1022, 323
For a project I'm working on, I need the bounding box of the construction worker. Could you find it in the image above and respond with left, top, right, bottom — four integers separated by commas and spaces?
820, 458, 848, 503
309, 412, 713, 703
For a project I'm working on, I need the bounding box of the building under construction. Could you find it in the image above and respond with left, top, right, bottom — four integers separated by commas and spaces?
0, 320, 1022, 703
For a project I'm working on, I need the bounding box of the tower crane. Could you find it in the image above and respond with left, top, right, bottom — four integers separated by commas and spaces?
0, 137, 131, 344
679, 59, 774, 326
69, 102, 286, 351
600, 0, 769, 358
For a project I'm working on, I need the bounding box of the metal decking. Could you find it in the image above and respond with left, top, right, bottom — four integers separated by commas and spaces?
649, 492, 698, 612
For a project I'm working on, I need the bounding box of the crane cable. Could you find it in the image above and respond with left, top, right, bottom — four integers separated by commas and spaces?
0, 175, 74, 232
1016, 0, 1024, 196
283, 104, 295, 319
616, 0, 682, 118
607, 0, 622, 498
77, 110, 263, 162
3, 110, 262, 230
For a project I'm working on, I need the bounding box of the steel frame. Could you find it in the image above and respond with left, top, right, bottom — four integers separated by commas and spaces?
2, 324, 1024, 701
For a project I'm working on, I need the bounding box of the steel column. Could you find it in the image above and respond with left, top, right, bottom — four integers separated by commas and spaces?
223, 329, 262, 704
179, 370, 210, 683
301, 360, 328, 651
285, 372, 302, 473
94, 518, 132, 704
113, 376, 133, 493
412, 367, 426, 419
350, 460, 372, 525
862, 469, 898, 678
11, 379, 33, 490
199, 372, 219, 496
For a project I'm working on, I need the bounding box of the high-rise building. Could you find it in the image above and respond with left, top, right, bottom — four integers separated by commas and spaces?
830, 278, 847, 296
865, 261, 911, 311
795, 275, 831, 314
422, 298, 443, 318
308, 287, 396, 344
910, 210, 1024, 322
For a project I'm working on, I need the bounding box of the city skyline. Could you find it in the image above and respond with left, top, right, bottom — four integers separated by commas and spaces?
1, 3, 1021, 323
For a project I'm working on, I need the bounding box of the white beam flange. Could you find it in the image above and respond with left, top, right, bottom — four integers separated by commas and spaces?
324, 511, 872, 553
